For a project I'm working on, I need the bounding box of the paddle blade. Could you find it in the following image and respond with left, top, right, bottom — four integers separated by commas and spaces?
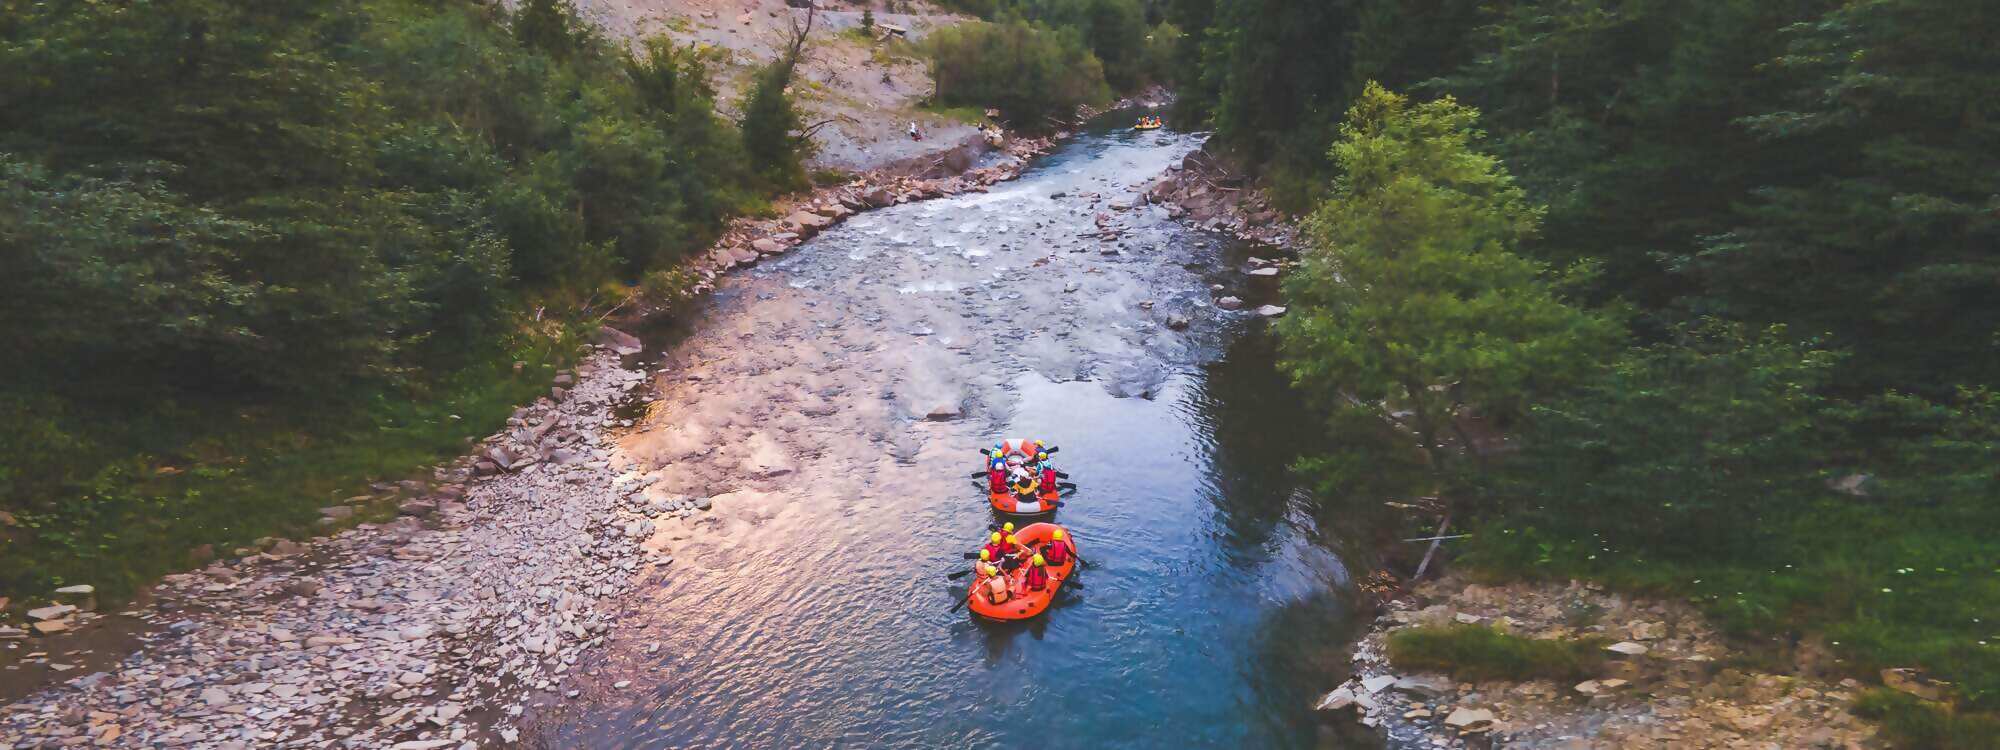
946, 569, 972, 580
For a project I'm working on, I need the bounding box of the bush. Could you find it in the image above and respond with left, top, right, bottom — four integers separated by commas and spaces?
923, 19, 1109, 129
1387, 625, 1605, 683
1853, 689, 2000, 750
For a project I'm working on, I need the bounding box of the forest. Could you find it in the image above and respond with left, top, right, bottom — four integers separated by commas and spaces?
1162, 0, 1997, 743
3, 0, 1995, 743
0, 0, 804, 599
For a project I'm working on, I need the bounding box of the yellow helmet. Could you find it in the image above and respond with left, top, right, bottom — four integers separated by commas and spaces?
1035, 439, 1045, 447
1002, 522, 1015, 532
1037, 452, 1047, 460
1005, 535, 1018, 545
1031, 554, 1046, 566
1052, 529, 1065, 541
979, 549, 991, 560
990, 532, 1001, 544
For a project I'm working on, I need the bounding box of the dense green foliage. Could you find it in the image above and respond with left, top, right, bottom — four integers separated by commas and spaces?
1178, 0, 2000, 394
1492, 323, 1839, 555
1387, 625, 1606, 684
923, 19, 1110, 128
1236, 0, 2000, 728
1855, 688, 2000, 750
0, 0, 791, 599
1275, 84, 1620, 470
934, 0, 1178, 94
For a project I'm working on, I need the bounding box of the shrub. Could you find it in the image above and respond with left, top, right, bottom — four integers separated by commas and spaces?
923, 19, 1109, 129
1387, 625, 1605, 683
1853, 689, 2000, 750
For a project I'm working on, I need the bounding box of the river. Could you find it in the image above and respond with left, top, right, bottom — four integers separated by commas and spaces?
532, 116, 1379, 749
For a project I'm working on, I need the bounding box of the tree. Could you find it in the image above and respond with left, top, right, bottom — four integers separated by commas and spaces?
861, 8, 876, 32
1275, 83, 1621, 472
513, 0, 581, 60
1690, 0, 2000, 393
740, 7, 817, 190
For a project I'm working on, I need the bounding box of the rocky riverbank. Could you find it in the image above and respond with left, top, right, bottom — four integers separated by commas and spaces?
0, 345, 667, 748
1142, 147, 1298, 247
1318, 573, 1881, 749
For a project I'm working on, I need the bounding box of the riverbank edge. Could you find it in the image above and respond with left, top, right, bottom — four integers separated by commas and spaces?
1322, 572, 1881, 749
1140, 152, 1901, 749
0, 107, 1119, 747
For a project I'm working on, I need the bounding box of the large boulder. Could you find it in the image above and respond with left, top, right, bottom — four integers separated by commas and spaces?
1390, 674, 1454, 699
784, 211, 834, 234
1444, 707, 1495, 732
594, 326, 643, 356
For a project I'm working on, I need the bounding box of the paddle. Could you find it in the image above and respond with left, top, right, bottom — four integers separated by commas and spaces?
946, 568, 974, 580
949, 594, 969, 613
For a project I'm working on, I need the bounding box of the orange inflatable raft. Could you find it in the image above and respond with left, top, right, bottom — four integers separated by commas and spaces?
966, 522, 1079, 621
982, 438, 1061, 514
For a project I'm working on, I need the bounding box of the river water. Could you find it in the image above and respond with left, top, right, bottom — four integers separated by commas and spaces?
534, 117, 1379, 748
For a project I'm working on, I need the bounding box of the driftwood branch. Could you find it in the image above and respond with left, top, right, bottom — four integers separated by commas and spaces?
800, 115, 854, 139
1403, 533, 1472, 543
1410, 513, 1452, 583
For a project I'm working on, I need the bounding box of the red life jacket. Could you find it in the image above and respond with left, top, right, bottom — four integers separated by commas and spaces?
981, 543, 1006, 561
1044, 539, 1072, 566
1023, 564, 1049, 591
1039, 466, 1057, 487
987, 469, 1007, 493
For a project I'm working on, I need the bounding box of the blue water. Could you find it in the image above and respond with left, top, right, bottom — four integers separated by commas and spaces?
538, 118, 1376, 749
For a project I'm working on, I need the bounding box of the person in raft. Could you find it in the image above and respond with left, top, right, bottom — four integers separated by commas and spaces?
973, 549, 995, 579
999, 535, 1025, 569
1016, 554, 1051, 594
981, 565, 1012, 604
986, 461, 1008, 496
1041, 528, 1075, 567
981, 532, 1009, 564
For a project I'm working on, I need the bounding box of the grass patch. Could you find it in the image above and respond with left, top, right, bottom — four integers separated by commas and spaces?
1386, 625, 1606, 683
919, 103, 990, 126
1464, 502, 2000, 713
1, 320, 581, 605
1853, 689, 2000, 750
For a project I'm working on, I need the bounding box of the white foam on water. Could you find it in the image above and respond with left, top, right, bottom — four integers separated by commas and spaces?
897, 280, 961, 295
